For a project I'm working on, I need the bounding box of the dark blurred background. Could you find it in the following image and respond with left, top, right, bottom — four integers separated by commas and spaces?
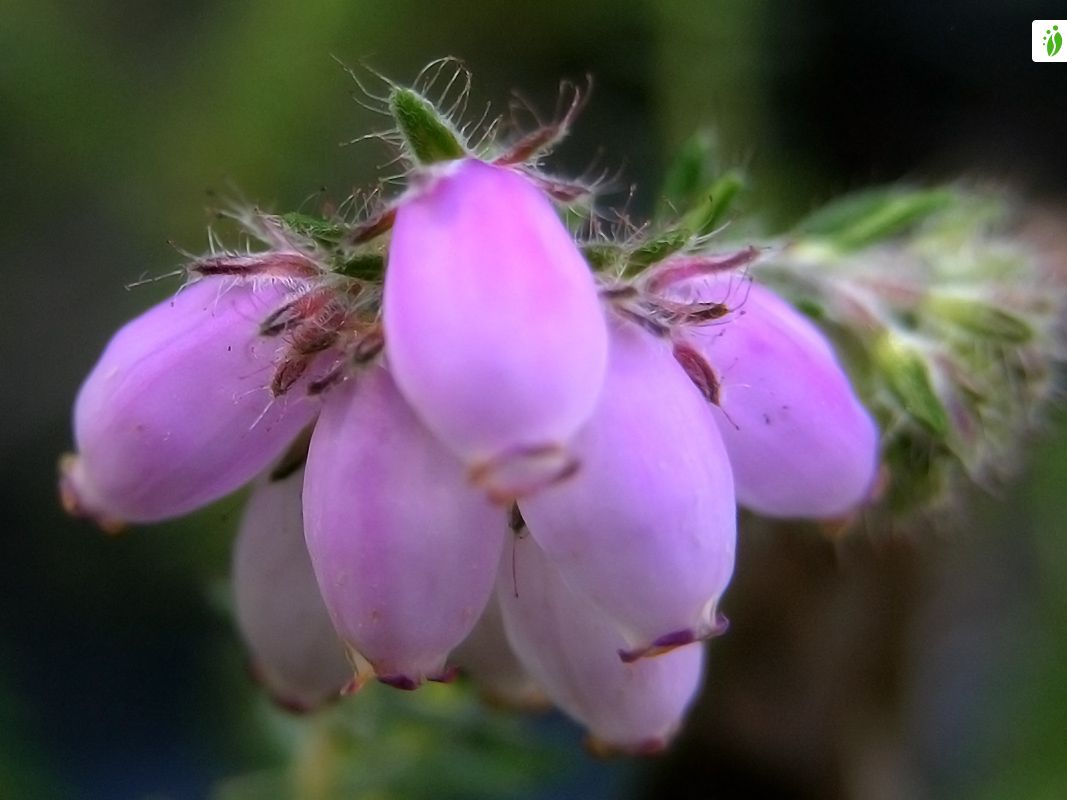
3, 1, 1067, 798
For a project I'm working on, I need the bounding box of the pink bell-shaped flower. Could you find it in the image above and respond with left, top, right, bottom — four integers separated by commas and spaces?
497, 533, 705, 754
302, 365, 506, 689
676, 276, 879, 518
62, 278, 318, 526
451, 596, 547, 710
519, 318, 736, 661
383, 158, 608, 501
233, 468, 351, 712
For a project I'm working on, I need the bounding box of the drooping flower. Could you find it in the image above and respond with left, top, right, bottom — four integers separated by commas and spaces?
233, 467, 351, 712
497, 532, 705, 754
670, 274, 879, 518
451, 596, 547, 710
382, 158, 609, 501
61, 278, 319, 526
519, 317, 736, 661
302, 365, 506, 689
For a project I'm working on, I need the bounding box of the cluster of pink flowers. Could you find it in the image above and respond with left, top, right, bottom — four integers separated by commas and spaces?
61, 148, 877, 752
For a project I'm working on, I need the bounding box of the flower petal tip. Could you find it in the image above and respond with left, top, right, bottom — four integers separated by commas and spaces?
340, 676, 365, 697
618, 613, 729, 663
428, 665, 460, 684
468, 443, 580, 504
377, 674, 421, 691
58, 454, 126, 535
246, 661, 339, 715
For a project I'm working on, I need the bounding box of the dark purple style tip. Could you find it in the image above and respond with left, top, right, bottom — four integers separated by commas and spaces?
378, 674, 420, 691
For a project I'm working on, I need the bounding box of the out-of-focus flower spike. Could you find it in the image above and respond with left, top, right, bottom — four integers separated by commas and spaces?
497, 533, 705, 754
675, 276, 879, 519
451, 596, 548, 710
60, 278, 319, 526
383, 158, 608, 502
233, 467, 351, 713
793, 186, 955, 253
518, 318, 736, 661
302, 366, 506, 689
770, 187, 1062, 513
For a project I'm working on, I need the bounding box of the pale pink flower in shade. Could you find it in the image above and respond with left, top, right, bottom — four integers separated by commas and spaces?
497, 533, 705, 755
233, 467, 351, 712
675, 275, 879, 518
519, 318, 736, 662
382, 158, 608, 501
451, 596, 547, 710
301, 366, 506, 689
61, 278, 318, 526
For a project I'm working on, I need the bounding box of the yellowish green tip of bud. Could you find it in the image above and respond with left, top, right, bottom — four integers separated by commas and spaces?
925, 294, 1033, 343
873, 332, 950, 436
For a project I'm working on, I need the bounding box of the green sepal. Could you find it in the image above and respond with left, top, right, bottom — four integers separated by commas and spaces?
281, 212, 345, 246
657, 131, 718, 221
682, 170, 745, 236
581, 242, 624, 272
335, 252, 385, 281
926, 294, 1033, 343
797, 188, 954, 251
874, 333, 951, 436
881, 431, 950, 512
624, 228, 691, 273
389, 87, 466, 165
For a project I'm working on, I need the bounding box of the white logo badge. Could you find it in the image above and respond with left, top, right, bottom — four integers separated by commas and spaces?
1034, 20, 1065, 61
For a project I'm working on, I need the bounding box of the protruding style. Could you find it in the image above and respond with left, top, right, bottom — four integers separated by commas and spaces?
497, 534, 705, 753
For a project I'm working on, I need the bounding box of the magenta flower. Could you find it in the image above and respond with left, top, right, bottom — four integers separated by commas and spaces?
519, 318, 736, 661
383, 158, 608, 501
302, 366, 505, 689
451, 596, 547, 710
498, 532, 705, 754
61, 278, 319, 526
233, 468, 351, 712
671, 274, 879, 518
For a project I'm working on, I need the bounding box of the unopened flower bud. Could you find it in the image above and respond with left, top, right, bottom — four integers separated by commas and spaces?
498, 534, 705, 754
677, 276, 879, 518
62, 279, 318, 525
302, 366, 505, 688
383, 158, 608, 500
519, 319, 736, 660
872, 329, 950, 436
233, 468, 351, 712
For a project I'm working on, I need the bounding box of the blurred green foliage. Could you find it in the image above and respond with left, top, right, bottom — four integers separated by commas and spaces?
214, 683, 577, 800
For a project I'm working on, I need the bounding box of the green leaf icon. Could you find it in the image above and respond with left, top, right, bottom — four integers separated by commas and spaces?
1050, 30, 1063, 57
